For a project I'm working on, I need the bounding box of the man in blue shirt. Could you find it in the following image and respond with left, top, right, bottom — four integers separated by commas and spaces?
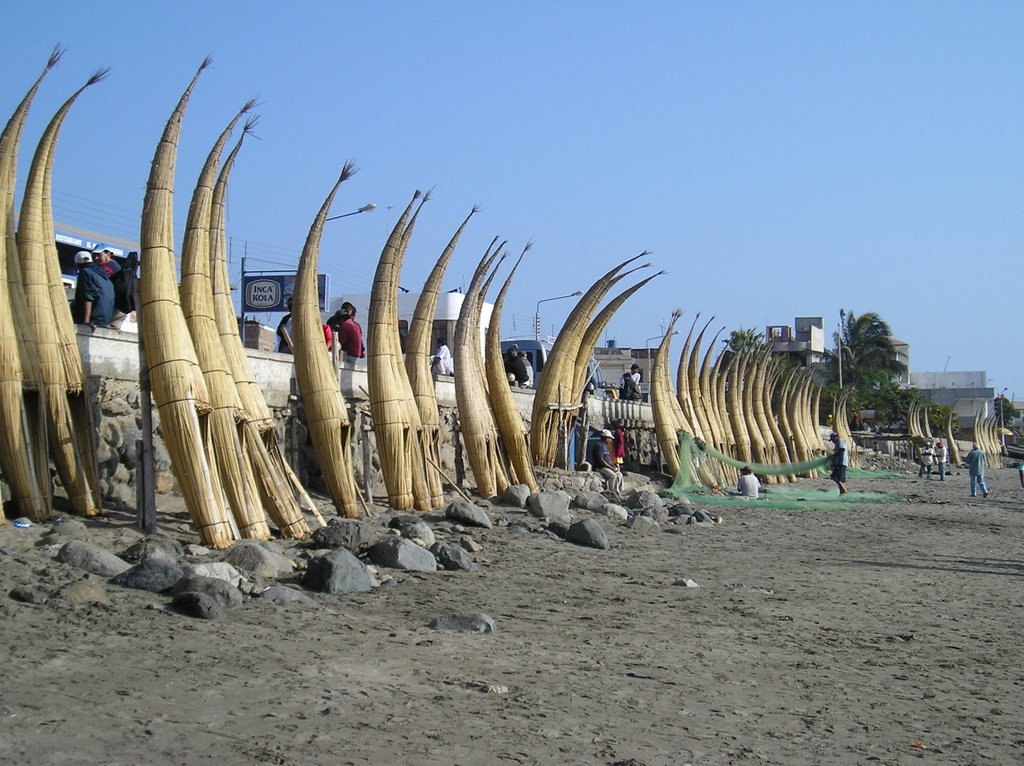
594, 429, 623, 496
71, 250, 114, 329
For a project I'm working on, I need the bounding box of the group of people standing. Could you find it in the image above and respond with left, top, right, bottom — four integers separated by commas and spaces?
71, 245, 134, 330
276, 300, 364, 361
916, 439, 949, 480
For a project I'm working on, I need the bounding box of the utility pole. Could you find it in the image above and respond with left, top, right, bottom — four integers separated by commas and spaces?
837, 309, 845, 389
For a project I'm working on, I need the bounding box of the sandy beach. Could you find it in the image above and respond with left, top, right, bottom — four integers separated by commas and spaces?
1, 463, 1022, 766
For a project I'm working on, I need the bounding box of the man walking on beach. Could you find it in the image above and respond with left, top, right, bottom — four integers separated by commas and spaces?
965, 443, 989, 498
829, 432, 849, 495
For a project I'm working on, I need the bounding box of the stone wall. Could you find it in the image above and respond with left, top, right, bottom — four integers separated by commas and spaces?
3, 327, 660, 510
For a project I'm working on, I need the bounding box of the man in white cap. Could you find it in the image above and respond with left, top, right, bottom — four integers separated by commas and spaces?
70, 250, 114, 329
595, 428, 623, 496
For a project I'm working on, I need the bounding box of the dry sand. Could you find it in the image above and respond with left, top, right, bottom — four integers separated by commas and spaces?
1, 464, 1022, 766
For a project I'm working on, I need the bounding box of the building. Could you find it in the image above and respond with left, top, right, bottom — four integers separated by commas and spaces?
909, 371, 994, 428
765, 317, 826, 367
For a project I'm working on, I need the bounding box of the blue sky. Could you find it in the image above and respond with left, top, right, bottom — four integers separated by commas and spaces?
6, 2, 1023, 395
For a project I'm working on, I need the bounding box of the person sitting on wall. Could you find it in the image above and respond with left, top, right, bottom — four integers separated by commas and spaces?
275, 298, 294, 354
504, 345, 529, 387
595, 428, 623, 497
431, 337, 454, 376
71, 250, 115, 329
336, 301, 365, 360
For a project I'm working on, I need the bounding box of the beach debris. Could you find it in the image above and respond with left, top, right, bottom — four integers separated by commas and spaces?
58, 577, 111, 605
566, 518, 609, 549
459, 536, 483, 553
673, 578, 701, 588
445, 500, 493, 529
302, 548, 373, 594
597, 503, 630, 521
428, 613, 497, 633
685, 509, 720, 524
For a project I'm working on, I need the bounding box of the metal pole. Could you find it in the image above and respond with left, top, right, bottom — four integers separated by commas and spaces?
240, 247, 246, 332
837, 310, 845, 389
134, 280, 156, 533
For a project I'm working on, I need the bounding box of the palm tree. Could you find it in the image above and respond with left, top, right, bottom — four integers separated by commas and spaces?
724, 327, 765, 355
823, 310, 906, 391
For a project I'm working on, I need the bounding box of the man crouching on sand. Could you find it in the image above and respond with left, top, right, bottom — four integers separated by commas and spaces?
829, 432, 849, 495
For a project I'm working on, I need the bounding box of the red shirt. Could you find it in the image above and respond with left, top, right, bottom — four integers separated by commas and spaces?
337, 318, 364, 358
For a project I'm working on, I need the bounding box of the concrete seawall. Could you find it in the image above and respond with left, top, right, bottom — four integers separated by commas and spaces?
1, 327, 660, 510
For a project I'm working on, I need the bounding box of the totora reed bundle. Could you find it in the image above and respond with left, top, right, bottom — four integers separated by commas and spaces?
0, 49, 61, 520
16, 69, 107, 518
140, 59, 234, 548
291, 166, 361, 518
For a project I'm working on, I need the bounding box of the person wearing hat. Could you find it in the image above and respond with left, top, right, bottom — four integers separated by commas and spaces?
70, 250, 115, 329
504, 344, 528, 387
828, 431, 849, 495
595, 428, 623, 496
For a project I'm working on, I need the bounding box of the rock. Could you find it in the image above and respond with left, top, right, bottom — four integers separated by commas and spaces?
59, 577, 111, 605
673, 578, 701, 588
170, 575, 243, 609
121, 537, 184, 564
49, 518, 89, 539
302, 548, 373, 594
628, 515, 660, 534
110, 557, 184, 592
459, 536, 483, 553
184, 544, 212, 557
389, 516, 436, 548
223, 540, 294, 578
496, 483, 531, 508
259, 585, 316, 604
597, 503, 630, 521
547, 521, 568, 539
369, 537, 437, 572
565, 518, 609, 549
445, 501, 493, 529
686, 509, 718, 525
56, 540, 132, 577
10, 585, 48, 604
311, 519, 374, 553
428, 613, 497, 633
527, 490, 571, 524
627, 490, 665, 512
172, 591, 223, 619
572, 490, 608, 512
181, 562, 248, 588
430, 542, 478, 572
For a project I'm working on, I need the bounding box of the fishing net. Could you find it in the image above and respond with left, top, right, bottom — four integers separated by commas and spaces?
667, 433, 902, 510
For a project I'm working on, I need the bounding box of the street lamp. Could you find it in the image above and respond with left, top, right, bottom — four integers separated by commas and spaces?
325, 202, 377, 222
998, 387, 1008, 454
837, 309, 845, 389
643, 330, 679, 385
534, 290, 583, 341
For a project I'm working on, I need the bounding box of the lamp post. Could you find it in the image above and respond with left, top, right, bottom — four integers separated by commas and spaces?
534, 290, 583, 341
325, 202, 377, 222
998, 387, 1008, 454
837, 309, 845, 389
644, 330, 678, 387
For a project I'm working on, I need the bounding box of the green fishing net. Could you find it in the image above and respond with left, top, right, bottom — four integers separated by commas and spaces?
666, 432, 903, 510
